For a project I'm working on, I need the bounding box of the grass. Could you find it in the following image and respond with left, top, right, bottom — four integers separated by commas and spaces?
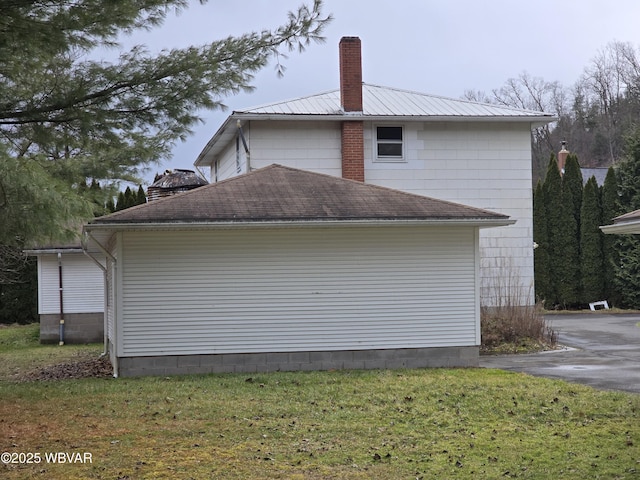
0, 324, 102, 380
1, 325, 639, 479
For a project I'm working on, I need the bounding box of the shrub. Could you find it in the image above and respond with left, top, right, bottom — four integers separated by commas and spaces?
481, 257, 557, 353
481, 302, 557, 353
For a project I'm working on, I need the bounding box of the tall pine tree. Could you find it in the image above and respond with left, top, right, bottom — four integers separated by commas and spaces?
580, 176, 604, 302
559, 154, 583, 305
542, 156, 563, 306
136, 185, 147, 205
563, 154, 584, 234
557, 177, 581, 306
601, 166, 620, 303
533, 181, 552, 303
612, 128, 640, 308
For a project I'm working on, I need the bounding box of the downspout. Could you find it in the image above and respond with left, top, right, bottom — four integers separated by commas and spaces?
82, 232, 117, 374
81, 237, 108, 358
57, 253, 65, 346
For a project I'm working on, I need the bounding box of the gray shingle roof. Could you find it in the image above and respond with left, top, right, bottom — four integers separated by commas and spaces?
89, 164, 510, 226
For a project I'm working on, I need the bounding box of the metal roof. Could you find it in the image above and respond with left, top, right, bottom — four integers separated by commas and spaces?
195, 83, 556, 167
243, 83, 554, 118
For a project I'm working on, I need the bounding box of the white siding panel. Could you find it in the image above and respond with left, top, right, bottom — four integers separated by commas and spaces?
38, 253, 104, 314
120, 227, 478, 356
365, 121, 535, 305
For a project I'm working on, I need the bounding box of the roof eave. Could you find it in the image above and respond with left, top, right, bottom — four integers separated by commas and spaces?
85, 218, 515, 232
600, 222, 640, 235
194, 111, 557, 167
24, 247, 84, 255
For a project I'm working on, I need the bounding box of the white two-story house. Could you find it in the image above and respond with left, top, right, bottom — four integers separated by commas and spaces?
194, 37, 555, 306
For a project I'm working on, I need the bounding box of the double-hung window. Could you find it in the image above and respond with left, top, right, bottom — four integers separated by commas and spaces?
375, 126, 404, 161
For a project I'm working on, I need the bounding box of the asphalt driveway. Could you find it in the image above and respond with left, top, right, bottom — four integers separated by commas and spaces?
480, 313, 640, 394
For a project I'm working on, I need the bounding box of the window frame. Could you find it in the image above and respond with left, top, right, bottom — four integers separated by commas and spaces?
374, 125, 405, 162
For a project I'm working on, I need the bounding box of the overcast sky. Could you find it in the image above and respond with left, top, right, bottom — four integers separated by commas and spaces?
117, 0, 640, 183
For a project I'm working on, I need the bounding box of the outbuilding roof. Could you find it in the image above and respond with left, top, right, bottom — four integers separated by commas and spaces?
87, 164, 511, 227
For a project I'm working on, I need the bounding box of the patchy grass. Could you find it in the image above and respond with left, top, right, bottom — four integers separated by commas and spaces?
0, 324, 102, 380
1, 327, 639, 479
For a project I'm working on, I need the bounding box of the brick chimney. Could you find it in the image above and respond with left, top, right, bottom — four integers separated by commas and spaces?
557, 141, 569, 175
339, 37, 364, 182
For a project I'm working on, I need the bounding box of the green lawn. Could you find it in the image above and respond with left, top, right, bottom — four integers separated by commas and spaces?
0, 324, 638, 479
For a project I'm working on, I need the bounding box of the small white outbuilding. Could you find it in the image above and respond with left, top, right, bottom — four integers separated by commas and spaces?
24, 245, 104, 344
83, 165, 513, 377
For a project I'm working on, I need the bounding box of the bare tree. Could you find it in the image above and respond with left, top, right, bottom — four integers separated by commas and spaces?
579, 41, 640, 164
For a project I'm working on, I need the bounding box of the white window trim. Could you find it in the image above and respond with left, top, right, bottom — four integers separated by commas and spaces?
374, 125, 405, 162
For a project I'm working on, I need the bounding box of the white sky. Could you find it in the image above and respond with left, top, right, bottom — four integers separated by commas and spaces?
117, 0, 640, 183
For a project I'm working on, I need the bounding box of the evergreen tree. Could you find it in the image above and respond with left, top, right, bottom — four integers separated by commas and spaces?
580, 176, 604, 302
0, 254, 37, 324
0, 0, 330, 249
601, 166, 620, 303
123, 187, 134, 209
556, 178, 581, 306
115, 191, 126, 212
611, 128, 640, 308
136, 185, 147, 205
542, 156, 563, 305
533, 181, 552, 303
105, 198, 116, 214
562, 154, 584, 233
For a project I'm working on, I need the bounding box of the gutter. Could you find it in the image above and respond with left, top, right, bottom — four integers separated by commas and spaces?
85, 218, 517, 234
81, 233, 109, 359
600, 222, 640, 235
81, 232, 117, 373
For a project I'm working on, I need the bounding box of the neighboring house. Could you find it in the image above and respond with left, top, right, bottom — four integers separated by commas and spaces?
600, 209, 640, 234
194, 37, 556, 306
24, 244, 104, 344
581, 167, 609, 186
83, 164, 513, 377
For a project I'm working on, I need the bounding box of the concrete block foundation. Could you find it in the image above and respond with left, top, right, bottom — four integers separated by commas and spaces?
116, 346, 479, 377
39, 313, 103, 344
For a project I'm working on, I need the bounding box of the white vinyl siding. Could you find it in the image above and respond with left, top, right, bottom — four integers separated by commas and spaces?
118, 226, 479, 357
38, 253, 104, 314
214, 121, 342, 182
364, 121, 535, 305
213, 119, 534, 306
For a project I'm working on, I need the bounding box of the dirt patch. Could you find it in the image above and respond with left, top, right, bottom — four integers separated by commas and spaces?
18, 355, 113, 381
